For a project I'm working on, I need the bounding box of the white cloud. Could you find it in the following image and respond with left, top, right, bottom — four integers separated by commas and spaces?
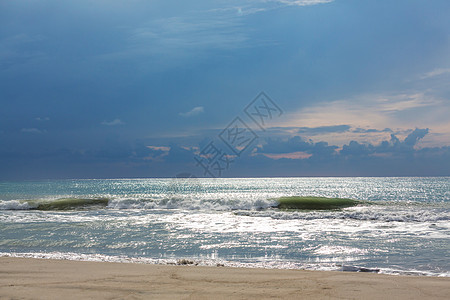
420, 68, 450, 79
211, 0, 334, 16
101, 119, 125, 126
179, 106, 204, 117
147, 146, 171, 152
35, 117, 50, 121
375, 93, 441, 112
21, 128, 44, 134
275, 0, 334, 6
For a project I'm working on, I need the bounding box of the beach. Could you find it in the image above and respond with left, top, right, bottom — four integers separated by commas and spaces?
1, 257, 449, 299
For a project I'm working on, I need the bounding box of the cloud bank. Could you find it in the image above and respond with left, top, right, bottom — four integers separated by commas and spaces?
2, 126, 448, 180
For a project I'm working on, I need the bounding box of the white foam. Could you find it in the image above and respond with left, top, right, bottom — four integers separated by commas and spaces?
237, 206, 450, 223
0, 200, 32, 210
107, 196, 277, 211
1, 252, 448, 277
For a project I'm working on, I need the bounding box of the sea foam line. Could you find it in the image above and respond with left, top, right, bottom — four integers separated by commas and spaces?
1, 252, 448, 277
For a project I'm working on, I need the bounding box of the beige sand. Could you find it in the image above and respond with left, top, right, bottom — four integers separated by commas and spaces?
0, 257, 449, 299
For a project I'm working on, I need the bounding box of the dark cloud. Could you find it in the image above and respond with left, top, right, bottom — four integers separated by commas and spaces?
241, 128, 448, 176
255, 136, 338, 159
341, 128, 429, 156
404, 128, 429, 146
0, 127, 448, 179
352, 128, 392, 133
258, 136, 312, 154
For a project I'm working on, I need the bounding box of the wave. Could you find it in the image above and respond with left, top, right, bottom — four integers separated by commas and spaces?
0, 196, 270, 211
235, 208, 450, 222
0, 195, 278, 211
274, 196, 362, 210
0, 198, 109, 211
0, 196, 448, 223
0, 196, 362, 211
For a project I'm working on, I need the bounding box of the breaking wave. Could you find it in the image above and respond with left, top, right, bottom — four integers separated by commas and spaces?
0, 198, 109, 211
1, 196, 449, 224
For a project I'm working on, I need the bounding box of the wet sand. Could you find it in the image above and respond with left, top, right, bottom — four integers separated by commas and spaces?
0, 257, 449, 299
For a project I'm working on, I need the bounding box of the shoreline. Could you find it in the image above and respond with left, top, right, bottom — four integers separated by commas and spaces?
1, 257, 449, 299
2, 252, 446, 277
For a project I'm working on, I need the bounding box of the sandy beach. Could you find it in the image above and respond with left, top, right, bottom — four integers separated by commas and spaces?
0, 257, 449, 299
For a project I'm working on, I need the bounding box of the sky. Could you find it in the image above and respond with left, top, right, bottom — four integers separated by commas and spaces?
0, 0, 449, 179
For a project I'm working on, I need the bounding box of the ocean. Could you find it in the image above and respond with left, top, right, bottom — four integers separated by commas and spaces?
0, 177, 449, 276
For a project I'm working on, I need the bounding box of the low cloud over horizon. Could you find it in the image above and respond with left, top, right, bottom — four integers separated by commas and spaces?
1, 124, 448, 179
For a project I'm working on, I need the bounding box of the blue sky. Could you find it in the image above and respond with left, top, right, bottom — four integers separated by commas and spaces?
0, 0, 449, 179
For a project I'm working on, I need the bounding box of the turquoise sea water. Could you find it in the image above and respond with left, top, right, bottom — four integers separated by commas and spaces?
0, 177, 449, 276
